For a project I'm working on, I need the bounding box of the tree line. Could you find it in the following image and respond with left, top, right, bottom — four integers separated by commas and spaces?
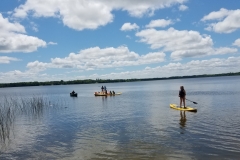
0, 72, 239, 88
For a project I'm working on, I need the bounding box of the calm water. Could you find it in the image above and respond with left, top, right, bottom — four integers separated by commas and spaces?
0, 76, 240, 160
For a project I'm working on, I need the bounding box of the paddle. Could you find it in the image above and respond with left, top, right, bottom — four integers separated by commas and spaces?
186, 98, 198, 104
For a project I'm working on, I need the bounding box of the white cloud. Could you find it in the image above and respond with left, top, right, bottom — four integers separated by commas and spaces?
0, 69, 62, 83
146, 19, 173, 28
233, 39, 240, 47
120, 23, 139, 31
201, 8, 240, 33
0, 56, 20, 64
0, 14, 25, 33
201, 8, 229, 21
111, 0, 187, 17
12, 0, 187, 31
27, 61, 49, 72
84, 56, 240, 80
30, 21, 38, 32
179, 5, 188, 11
136, 27, 238, 60
1, 56, 240, 83
0, 70, 34, 82
213, 47, 238, 55
138, 52, 166, 64
126, 35, 131, 39
48, 42, 58, 45
0, 13, 46, 53
26, 46, 165, 71
13, 0, 114, 31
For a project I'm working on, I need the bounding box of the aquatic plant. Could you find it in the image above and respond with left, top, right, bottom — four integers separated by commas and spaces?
0, 96, 66, 144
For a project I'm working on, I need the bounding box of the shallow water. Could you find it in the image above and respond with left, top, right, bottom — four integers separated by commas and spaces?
0, 76, 240, 159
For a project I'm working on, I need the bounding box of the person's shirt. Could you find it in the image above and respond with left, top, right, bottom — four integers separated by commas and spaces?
179, 89, 186, 97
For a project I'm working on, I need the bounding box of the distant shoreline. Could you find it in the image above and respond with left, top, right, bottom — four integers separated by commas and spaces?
0, 72, 239, 88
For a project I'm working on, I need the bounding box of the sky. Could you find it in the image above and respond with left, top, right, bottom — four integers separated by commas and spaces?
0, 0, 240, 83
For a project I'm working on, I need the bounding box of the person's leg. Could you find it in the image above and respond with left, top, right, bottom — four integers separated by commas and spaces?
180, 97, 183, 108
183, 97, 186, 108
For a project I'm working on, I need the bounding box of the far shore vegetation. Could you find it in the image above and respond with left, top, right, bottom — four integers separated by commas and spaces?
1, 71, 240, 88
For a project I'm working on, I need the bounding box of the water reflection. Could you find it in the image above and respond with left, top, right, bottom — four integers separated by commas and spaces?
0, 96, 66, 145
1, 77, 240, 159
179, 111, 187, 134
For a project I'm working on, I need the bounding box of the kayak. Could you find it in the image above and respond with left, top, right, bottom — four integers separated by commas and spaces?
70, 93, 77, 97
170, 104, 197, 112
94, 92, 122, 96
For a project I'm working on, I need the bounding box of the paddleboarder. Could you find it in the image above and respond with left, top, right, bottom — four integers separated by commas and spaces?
179, 86, 186, 108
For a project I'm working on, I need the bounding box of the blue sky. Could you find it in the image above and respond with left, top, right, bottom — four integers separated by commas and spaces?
0, 0, 240, 83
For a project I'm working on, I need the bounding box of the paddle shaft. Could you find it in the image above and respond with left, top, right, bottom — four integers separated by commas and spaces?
185, 98, 198, 104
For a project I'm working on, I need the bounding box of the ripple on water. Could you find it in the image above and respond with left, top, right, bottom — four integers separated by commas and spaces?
190, 112, 240, 153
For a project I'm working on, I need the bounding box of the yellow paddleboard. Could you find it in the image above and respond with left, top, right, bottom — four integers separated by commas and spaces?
170, 104, 197, 112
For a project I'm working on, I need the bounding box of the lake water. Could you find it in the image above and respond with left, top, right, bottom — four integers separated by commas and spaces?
0, 76, 240, 160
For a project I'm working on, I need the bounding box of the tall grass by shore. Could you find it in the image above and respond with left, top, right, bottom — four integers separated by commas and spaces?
0, 96, 66, 144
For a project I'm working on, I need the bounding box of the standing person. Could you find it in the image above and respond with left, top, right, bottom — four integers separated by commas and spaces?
101, 86, 104, 92
179, 86, 186, 108
104, 86, 107, 92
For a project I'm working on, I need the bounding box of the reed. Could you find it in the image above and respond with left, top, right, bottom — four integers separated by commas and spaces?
0, 103, 14, 142
0, 95, 65, 143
